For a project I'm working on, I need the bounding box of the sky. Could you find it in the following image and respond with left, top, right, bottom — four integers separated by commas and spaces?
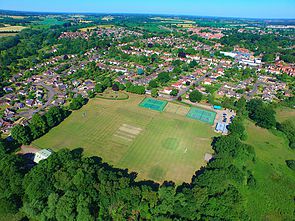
1, 0, 295, 19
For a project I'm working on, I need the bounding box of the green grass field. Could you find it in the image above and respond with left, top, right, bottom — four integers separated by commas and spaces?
33, 95, 215, 183
276, 107, 295, 124
240, 120, 295, 220
32, 18, 65, 28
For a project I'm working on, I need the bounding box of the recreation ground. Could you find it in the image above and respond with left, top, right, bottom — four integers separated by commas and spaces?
33, 95, 216, 183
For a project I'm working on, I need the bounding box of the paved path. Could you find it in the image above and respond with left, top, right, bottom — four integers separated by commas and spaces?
246, 80, 264, 100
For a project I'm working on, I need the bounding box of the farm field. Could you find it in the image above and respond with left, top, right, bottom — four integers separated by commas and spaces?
32, 18, 65, 28
0, 32, 18, 37
240, 120, 295, 220
0, 25, 26, 32
79, 25, 115, 31
33, 95, 215, 183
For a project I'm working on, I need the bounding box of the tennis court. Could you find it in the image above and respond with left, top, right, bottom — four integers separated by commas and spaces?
186, 107, 216, 125
139, 98, 168, 112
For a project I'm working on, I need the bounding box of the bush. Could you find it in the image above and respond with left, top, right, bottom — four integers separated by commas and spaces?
170, 89, 179, 96
285, 160, 295, 171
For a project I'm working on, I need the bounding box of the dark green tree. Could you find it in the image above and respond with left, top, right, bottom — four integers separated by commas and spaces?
189, 90, 202, 103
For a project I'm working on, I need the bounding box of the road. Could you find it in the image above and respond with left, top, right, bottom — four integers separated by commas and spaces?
171, 65, 222, 100
246, 80, 264, 100
18, 82, 56, 119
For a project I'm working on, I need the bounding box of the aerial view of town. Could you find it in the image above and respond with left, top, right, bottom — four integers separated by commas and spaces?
0, 0, 294, 220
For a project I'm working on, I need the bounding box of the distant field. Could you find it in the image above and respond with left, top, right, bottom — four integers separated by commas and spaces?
241, 120, 295, 220
33, 18, 65, 28
79, 25, 115, 31
0, 32, 18, 37
0, 15, 25, 19
0, 25, 26, 32
33, 95, 215, 183
150, 17, 195, 24
177, 24, 195, 28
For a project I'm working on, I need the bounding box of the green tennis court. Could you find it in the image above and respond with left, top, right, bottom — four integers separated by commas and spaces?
186, 107, 216, 125
139, 98, 168, 112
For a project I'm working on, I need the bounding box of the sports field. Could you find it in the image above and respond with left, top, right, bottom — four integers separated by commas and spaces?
186, 107, 216, 125
33, 95, 215, 183
139, 97, 168, 112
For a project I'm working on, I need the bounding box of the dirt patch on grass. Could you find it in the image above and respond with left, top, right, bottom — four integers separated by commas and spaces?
17, 145, 39, 155
113, 124, 143, 142
120, 124, 142, 135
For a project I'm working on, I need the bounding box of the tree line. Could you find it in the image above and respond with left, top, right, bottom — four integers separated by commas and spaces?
11, 106, 69, 145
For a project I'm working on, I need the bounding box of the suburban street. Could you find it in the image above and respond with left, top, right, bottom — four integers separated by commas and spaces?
18, 82, 56, 119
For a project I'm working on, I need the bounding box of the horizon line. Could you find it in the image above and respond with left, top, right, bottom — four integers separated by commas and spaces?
1, 9, 295, 20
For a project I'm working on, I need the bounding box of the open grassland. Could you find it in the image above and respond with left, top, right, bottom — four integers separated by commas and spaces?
276, 107, 295, 124
33, 95, 215, 183
241, 120, 295, 220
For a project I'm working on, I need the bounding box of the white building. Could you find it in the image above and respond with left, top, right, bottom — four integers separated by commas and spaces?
34, 149, 53, 163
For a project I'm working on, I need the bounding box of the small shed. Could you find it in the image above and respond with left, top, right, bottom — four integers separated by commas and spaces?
34, 149, 53, 163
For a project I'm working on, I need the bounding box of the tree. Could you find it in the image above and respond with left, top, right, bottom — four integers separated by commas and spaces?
102, 77, 112, 88
189, 90, 202, 103
157, 72, 170, 84
45, 106, 66, 128
228, 118, 246, 140
126, 85, 145, 95
70, 94, 87, 111
29, 113, 48, 139
170, 89, 179, 97
285, 160, 295, 171
0, 154, 26, 214
11, 125, 32, 145
235, 97, 247, 116
87, 90, 95, 98
277, 120, 295, 149
95, 84, 105, 93
148, 80, 158, 88
262, 54, 275, 63
151, 88, 159, 98
246, 99, 276, 129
